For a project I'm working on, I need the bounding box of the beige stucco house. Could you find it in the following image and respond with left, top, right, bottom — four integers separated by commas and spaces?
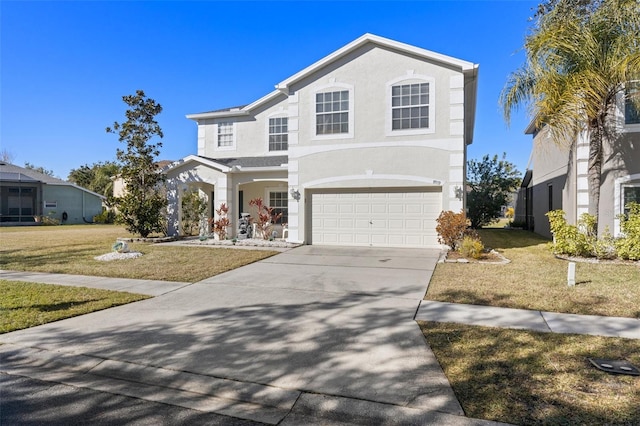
164, 34, 479, 248
514, 86, 640, 238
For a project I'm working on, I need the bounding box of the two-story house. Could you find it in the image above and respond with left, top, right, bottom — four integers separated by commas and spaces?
164, 34, 479, 248
514, 83, 640, 238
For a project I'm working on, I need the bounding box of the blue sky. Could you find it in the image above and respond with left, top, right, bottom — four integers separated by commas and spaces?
1, 0, 538, 179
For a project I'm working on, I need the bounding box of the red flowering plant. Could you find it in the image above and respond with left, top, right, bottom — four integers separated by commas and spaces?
249, 198, 283, 240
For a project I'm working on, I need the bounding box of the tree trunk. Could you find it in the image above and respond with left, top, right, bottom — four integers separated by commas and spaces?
587, 123, 604, 235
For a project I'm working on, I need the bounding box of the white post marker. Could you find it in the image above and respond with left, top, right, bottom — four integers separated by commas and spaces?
567, 262, 576, 287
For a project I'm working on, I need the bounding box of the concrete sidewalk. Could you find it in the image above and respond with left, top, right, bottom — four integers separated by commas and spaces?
0, 270, 190, 296
3, 270, 638, 340
1, 247, 507, 426
2, 264, 637, 426
416, 300, 640, 339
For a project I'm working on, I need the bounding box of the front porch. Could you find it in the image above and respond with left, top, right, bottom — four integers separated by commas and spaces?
164, 155, 290, 240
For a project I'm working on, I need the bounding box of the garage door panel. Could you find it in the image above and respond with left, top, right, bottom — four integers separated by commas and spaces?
388, 204, 404, 214
355, 219, 371, 229
406, 204, 422, 214
404, 219, 422, 230
354, 234, 370, 244
355, 204, 370, 214
371, 203, 387, 214
389, 219, 404, 229
312, 190, 441, 248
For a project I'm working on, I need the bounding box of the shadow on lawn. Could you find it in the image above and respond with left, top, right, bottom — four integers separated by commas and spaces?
420, 321, 640, 425
477, 228, 550, 251
5, 300, 101, 312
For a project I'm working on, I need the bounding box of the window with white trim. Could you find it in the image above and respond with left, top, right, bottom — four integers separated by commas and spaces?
316, 90, 349, 135
269, 191, 288, 224
623, 185, 640, 216
391, 83, 429, 130
217, 122, 234, 147
269, 117, 288, 151
625, 82, 640, 125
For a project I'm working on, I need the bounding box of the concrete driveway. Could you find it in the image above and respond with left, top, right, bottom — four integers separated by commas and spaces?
1, 245, 480, 425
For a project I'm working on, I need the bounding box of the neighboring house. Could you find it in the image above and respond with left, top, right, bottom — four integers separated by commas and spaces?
514, 85, 640, 239
165, 33, 479, 248
0, 162, 105, 225
112, 160, 173, 198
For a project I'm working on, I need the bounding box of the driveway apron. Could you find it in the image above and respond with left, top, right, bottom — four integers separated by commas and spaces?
1, 245, 463, 423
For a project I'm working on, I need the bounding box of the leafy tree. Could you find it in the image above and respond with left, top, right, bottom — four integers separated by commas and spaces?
106, 90, 166, 237
180, 189, 208, 236
24, 162, 55, 177
467, 154, 521, 228
501, 0, 640, 233
534, 0, 603, 19
68, 161, 120, 201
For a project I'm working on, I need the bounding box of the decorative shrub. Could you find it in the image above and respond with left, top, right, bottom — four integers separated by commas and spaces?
94, 209, 116, 224
459, 236, 484, 259
546, 210, 589, 256
505, 207, 515, 219
181, 190, 207, 236
211, 203, 230, 240
436, 210, 473, 251
616, 202, 640, 260
249, 198, 283, 240
547, 208, 640, 260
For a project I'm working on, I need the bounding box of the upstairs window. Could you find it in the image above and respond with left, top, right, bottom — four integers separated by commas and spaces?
391, 83, 429, 130
217, 122, 234, 147
269, 117, 288, 151
316, 90, 349, 135
625, 82, 640, 125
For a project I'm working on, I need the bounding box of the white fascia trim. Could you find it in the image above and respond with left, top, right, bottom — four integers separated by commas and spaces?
186, 110, 250, 121
464, 65, 479, 145
245, 90, 287, 111
276, 33, 478, 91
165, 155, 232, 173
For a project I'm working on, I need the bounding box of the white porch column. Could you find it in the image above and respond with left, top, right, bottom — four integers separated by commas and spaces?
216, 175, 230, 230
575, 130, 590, 221
166, 178, 180, 236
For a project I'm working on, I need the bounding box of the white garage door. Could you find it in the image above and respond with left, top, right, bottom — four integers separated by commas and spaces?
311, 189, 442, 248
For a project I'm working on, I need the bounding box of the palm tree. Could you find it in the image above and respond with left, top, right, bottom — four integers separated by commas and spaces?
501, 0, 640, 232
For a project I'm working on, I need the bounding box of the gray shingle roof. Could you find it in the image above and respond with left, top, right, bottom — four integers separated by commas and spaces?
0, 162, 106, 199
0, 162, 68, 184
198, 155, 288, 168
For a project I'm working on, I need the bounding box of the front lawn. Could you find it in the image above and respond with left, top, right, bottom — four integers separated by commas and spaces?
420, 321, 640, 426
0, 280, 149, 333
0, 225, 279, 282
426, 229, 640, 318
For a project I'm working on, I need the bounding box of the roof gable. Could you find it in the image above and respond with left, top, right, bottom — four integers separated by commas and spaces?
187, 34, 479, 122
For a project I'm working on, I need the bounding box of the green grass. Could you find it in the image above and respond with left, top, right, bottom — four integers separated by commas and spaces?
0, 224, 279, 333
420, 321, 640, 425
425, 229, 640, 424
1, 280, 149, 333
0, 224, 279, 282
427, 229, 640, 318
